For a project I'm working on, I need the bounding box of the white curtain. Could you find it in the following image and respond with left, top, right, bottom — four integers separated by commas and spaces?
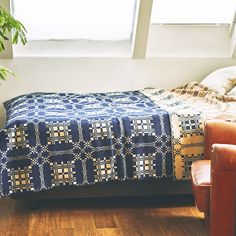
12, 0, 136, 41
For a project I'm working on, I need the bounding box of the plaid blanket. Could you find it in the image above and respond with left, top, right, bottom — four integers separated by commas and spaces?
171, 81, 236, 104
142, 81, 236, 179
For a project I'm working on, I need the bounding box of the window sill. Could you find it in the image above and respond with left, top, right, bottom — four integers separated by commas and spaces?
13, 40, 132, 58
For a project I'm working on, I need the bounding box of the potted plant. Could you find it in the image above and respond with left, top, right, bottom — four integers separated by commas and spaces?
0, 6, 27, 80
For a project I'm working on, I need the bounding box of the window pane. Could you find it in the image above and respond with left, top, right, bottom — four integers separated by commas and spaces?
151, 0, 236, 24
12, 0, 136, 41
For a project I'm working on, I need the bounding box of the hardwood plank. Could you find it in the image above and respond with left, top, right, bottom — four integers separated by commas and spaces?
70, 209, 95, 229
27, 211, 51, 236
150, 207, 207, 236
0, 199, 13, 232
73, 227, 98, 236
0, 195, 207, 236
96, 228, 121, 236
50, 228, 74, 236
93, 209, 117, 229
7, 200, 30, 233
135, 209, 168, 236
114, 209, 143, 236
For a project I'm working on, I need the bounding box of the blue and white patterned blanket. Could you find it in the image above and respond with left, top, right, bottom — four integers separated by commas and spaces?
0, 91, 176, 197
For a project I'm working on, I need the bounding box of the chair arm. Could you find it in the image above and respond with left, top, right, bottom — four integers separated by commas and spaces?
210, 144, 236, 236
212, 144, 236, 171
204, 120, 236, 160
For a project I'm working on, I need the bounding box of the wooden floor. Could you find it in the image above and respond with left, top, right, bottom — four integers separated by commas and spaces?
0, 195, 207, 236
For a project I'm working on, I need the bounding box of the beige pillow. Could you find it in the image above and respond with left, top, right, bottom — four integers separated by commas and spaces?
228, 86, 236, 96
200, 66, 236, 94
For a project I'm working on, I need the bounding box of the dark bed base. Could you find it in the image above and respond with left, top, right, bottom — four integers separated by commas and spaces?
11, 178, 192, 200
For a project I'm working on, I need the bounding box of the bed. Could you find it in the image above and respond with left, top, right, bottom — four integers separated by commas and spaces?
0, 82, 235, 199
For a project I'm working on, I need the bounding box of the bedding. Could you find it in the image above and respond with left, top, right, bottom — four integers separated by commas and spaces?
228, 86, 236, 96
200, 66, 236, 95
0, 82, 235, 197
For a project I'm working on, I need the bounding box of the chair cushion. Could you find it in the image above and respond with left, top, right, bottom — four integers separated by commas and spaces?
191, 160, 211, 212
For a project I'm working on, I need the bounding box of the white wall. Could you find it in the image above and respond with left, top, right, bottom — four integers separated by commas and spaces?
0, 57, 236, 128
147, 25, 232, 57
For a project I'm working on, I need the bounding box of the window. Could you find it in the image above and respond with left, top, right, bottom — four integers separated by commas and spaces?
151, 0, 236, 24
12, 0, 137, 41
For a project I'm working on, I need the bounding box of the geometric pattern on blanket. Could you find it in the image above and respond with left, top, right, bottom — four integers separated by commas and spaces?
0, 91, 175, 197
142, 81, 235, 178
141, 88, 205, 180
0, 86, 213, 196
170, 112, 204, 180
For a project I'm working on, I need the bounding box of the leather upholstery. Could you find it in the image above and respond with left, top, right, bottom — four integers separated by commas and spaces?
191, 120, 236, 236
210, 144, 236, 236
212, 144, 236, 171
191, 160, 211, 212
204, 120, 236, 160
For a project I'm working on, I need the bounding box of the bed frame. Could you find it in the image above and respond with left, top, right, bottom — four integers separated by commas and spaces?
11, 178, 192, 200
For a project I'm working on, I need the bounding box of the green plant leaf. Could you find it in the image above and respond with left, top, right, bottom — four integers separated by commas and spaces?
0, 66, 16, 81
0, 31, 8, 40
0, 6, 27, 82
0, 7, 27, 50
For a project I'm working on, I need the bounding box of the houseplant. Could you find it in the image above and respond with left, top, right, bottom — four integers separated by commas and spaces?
0, 6, 27, 80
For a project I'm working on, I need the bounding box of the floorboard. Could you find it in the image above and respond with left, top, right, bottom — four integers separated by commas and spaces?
0, 195, 207, 236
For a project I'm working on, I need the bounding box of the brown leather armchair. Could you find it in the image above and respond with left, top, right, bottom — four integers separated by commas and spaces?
191, 120, 236, 236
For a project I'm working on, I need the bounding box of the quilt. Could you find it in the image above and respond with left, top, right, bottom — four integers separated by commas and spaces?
0, 82, 234, 197
0, 91, 173, 197
142, 81, 236, 179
